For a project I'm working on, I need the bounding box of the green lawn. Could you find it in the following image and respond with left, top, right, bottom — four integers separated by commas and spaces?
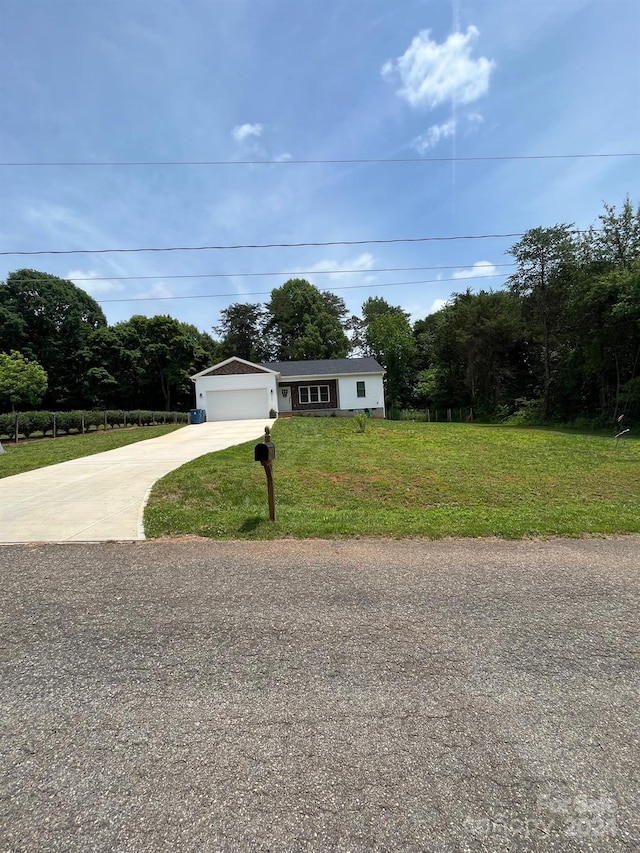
144, 418, 640, 540
0, 425, 182, 479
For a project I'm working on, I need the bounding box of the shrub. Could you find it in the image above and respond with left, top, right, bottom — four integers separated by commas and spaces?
507, 398, 546, 426
353, 413, 368, 433
106, 409, 126, 428
15, 411, 55, 438
0, 412, 16, 439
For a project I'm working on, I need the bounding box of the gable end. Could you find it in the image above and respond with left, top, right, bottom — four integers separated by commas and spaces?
202, 359, 272, 377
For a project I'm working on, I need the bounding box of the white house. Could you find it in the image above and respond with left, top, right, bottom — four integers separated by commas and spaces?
191, 357, 386, 421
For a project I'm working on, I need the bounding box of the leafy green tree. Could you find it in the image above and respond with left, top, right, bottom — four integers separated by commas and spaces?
507, 226, 576, 418
366, 310, 416, 410
362, 296, 409, 325
566, 261, 640, 419
83, 316, 216, 410
0, 269, 107, 408
214, 303, 269, 362
266, 279, 350, 360
0, 350, 48, 412
581, 196, 640, 270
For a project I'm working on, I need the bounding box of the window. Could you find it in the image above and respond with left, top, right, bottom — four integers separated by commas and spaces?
356, 381, 366, 398
299, 385, 330, 404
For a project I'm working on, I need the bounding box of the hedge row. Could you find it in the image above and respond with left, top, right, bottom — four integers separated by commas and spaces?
0, 410, 190, 440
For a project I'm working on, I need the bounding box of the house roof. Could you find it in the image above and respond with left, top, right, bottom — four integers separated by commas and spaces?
191, 356, 278, 380
260, 357, 384, 377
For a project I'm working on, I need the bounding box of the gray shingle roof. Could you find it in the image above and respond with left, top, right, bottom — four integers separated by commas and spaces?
260, 357, 384, 377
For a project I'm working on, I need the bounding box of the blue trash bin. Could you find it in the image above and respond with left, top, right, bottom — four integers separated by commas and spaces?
189, 408, 205, 424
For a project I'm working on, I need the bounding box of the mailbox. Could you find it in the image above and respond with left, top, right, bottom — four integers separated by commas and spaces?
254, 441, 276, 463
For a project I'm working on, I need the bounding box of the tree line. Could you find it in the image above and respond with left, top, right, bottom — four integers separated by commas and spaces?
1, 197, 638, 423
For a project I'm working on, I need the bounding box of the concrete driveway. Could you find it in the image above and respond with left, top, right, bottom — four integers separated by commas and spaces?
0, 420, 272, 543
1, 537, 638, 851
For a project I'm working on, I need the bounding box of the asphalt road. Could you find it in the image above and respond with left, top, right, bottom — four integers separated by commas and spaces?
1, 537, 639, 852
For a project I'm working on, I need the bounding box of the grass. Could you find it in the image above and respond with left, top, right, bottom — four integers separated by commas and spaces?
144, 418, 640, 540
0, 425, 182, 479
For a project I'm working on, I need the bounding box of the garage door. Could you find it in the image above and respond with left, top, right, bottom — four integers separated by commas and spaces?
206, 389, 268, 421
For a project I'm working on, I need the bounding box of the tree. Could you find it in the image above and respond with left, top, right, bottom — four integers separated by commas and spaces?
507, 226, 576, 418
266, 279, 350, 360
567, 261, 640, 420
0, 269, 107, 408
362, 296, 409, 325
582, 196, 640, 270
366, 311, 416, 410
435, 290, 525, 410
214, 303, 269, 362
83, 316, 216, 410
0, 350, 48, 412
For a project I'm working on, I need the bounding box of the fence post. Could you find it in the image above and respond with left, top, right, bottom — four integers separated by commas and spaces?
124, 411, 127, 428
81, 414, 85, 435
427, 408, 430, 423
104, 411, 107, 431
15, 414, 19, 444
53, 413, 57, 439
447, 408, 452, 422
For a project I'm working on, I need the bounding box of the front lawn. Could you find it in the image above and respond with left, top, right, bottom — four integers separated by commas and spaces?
0, 425, 183, 479
144, 418, 640, 539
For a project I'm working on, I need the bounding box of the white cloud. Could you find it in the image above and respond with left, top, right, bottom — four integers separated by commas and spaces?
406, 299, 448, 323
137, 281, 173, 300
452, 261, 497, 280
66, 269, 124, 295
427, 298, 448, 314
412, 119, 456, 153
274, 152, 292, 162
467, 111, 484, 126
383, 26, 494, 109
296, 252, 376, 281
232, 123, 263, 142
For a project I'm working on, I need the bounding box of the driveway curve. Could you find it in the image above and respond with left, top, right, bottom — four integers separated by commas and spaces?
0, 420, 272, 543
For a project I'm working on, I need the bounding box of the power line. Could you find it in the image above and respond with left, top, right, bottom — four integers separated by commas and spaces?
97, 272, 508, 304
0, 153, 637, 167
0, 232, 532, 257
40, 262, 518, 283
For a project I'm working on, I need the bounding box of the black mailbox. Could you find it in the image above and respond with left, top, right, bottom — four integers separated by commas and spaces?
254, 441, 276, 463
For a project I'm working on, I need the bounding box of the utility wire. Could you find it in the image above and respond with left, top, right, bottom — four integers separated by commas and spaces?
97, 272, 508, 304
25, 262, 517, 283
0, 232, 535, 257
0, 153, 637, 167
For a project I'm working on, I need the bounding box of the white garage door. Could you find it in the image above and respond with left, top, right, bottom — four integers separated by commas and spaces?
206, 389, 268, 421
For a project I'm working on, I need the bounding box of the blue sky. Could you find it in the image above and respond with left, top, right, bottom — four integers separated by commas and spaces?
1, 0, 638, 333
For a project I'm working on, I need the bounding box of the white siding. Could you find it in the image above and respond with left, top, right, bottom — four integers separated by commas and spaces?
195, 372, 278, 421
337, 374, 385, 417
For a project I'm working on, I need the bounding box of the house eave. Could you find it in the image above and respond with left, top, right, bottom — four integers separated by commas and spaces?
277, 370, 385, 382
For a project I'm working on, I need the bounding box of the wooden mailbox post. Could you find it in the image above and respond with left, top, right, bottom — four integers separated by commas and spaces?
254, 426, 276, 522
